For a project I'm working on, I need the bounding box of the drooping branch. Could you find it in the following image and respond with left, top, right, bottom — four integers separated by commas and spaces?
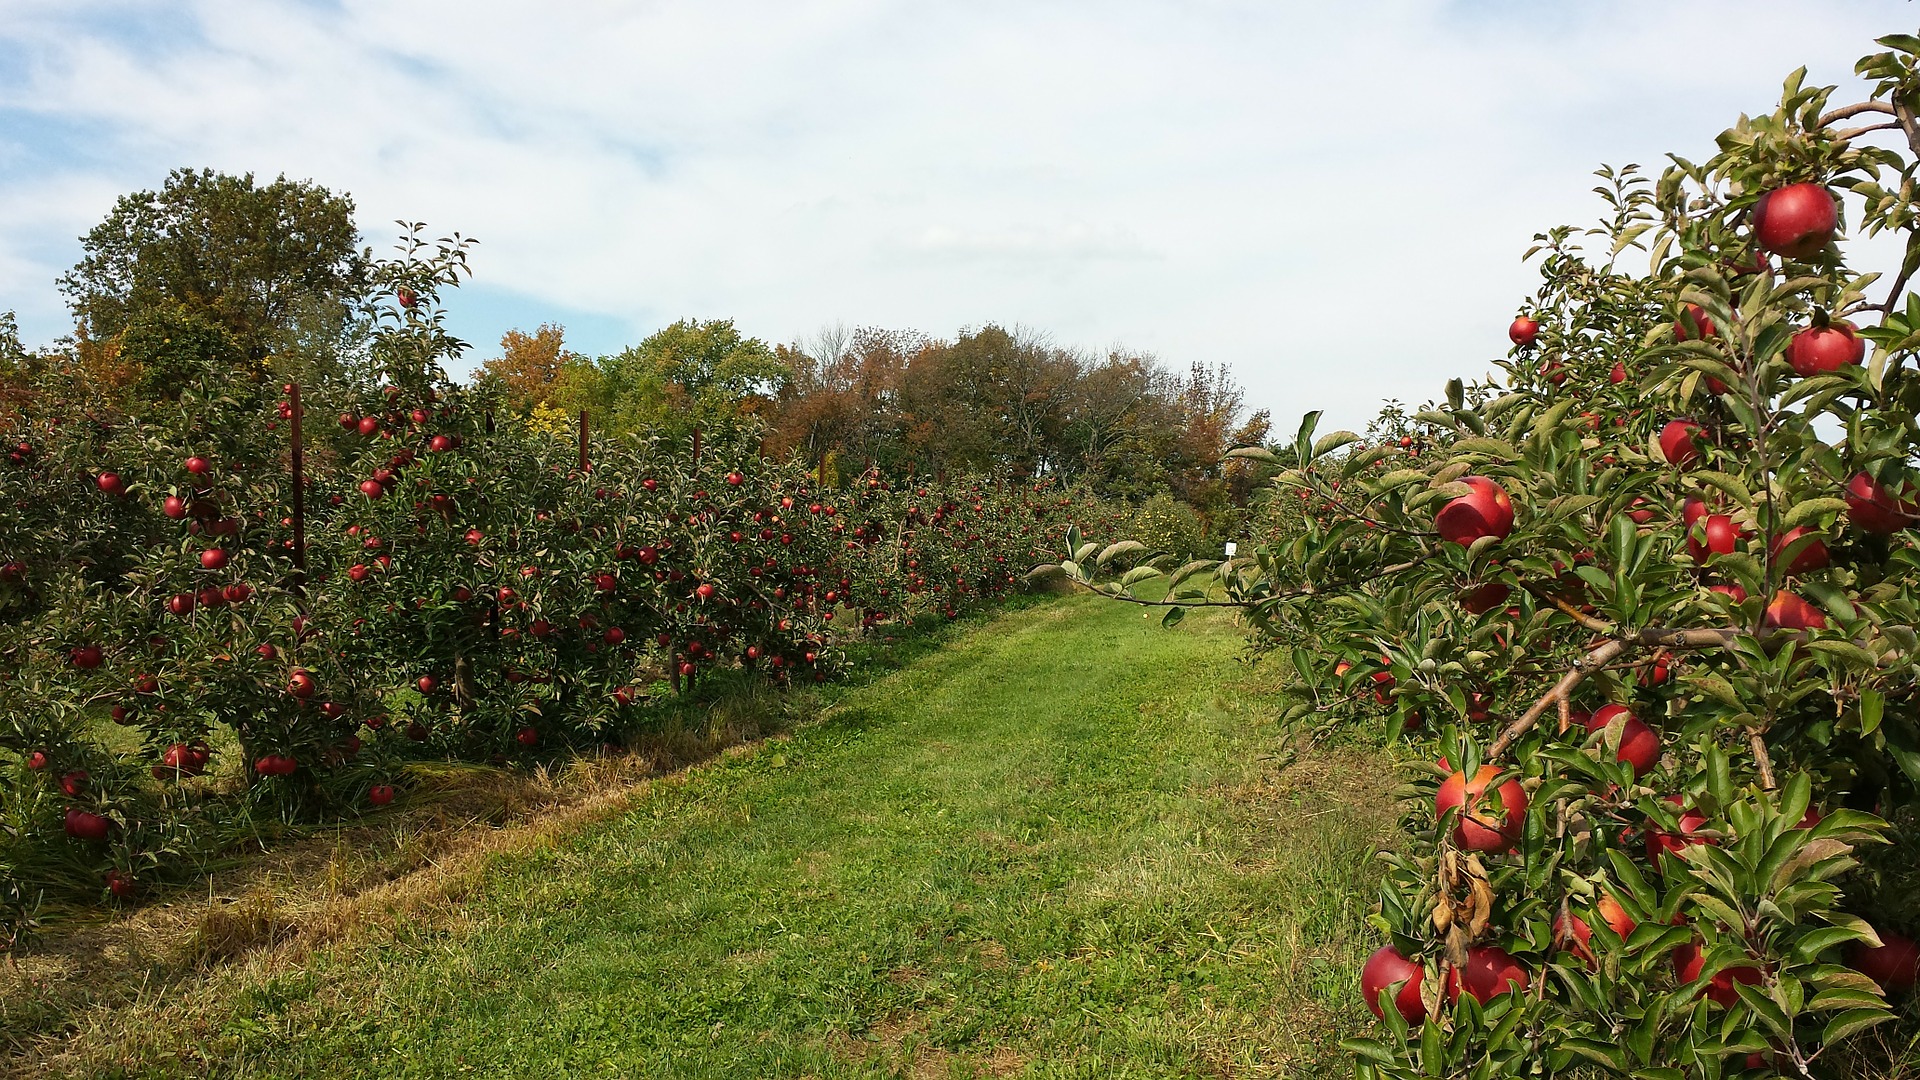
1488, 639, 1627, 760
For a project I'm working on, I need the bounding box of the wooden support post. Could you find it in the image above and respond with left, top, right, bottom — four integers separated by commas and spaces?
691, 427, 702, 467
289, 383, 307, 594
579, 410, 590, 474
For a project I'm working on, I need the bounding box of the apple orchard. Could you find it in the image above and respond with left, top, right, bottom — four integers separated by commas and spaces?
0, 226, 1134, 940
1056, 36, 1920, 1079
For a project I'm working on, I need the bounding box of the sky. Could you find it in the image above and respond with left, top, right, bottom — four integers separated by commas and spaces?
1, 1, 1916, 433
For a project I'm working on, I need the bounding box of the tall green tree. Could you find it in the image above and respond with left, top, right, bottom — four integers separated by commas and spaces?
58, 167, 369, 386
559, 318, 789, 443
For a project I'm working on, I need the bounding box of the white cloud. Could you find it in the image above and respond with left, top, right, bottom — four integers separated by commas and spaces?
0, 0, 1914, 430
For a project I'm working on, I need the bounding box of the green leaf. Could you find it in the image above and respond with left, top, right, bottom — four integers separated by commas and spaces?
1310, 431, 1360, 459
1161, 606, 1185, 628
1692, 471, 1753, 510
1095, 540, 1147, 566
1225, 446, 1278, 462
1783, 498, 1851, 530
1823, 1007, 1893, 1044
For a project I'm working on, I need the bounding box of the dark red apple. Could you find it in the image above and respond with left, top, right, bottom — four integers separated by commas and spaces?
1361, 945, 1427, 1023
1446, 946, 1530, 1005
64, 808, 112, 841
369, 784, 396, 806
1770, 526, 1829, 575
1646, 796, 1715, 863
1846, 472, 1918, 534
1848, 929, 1920, 994
1752, 182, 1838, 259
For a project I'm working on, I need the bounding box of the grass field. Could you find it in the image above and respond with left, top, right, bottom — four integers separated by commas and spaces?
11, 594, 1399, 1079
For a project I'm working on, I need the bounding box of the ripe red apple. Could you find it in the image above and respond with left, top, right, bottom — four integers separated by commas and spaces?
1434, 476, 1514, 546
1708, 581, 1748, 604
1673, 940, 1764, 1007
59, 770, 88, 797
358, 416, 380, 436
1585, 704, 1660, 778
429, 434, 453, 452
105, 870, 134, 899
162, 495, 188, 519
1673, 304, 1716, 341
287, 670, 317, 698
26, 750, 48, 770
1846, 472, 1918, 533
1771, 526, 1829, 575
417, 675, 438, 694
368, 784, 396, 806
1446, 946, 1530, 1005
1659, 420, 1705, 467
184, 456, 211, 475
515, 727, 539, 747
1360, 946, 1427, 1023
1752, 182, 1838, 259
1686, 514, 1741, 564
167, 592, 196, 616
696, 582, 717, 599
1762, 590, 1827, 630
1459, 581, 1510, 615
70, 645, 103, 669
726, 470, 746, 486
1787, 322, 1865, 376
1848, 929, 1920, 994
1555, 894, 1637, 966
604, 627, 626, 645
96, 471, 127, 495
1435, 765, 1527, 852
64, 808, 112, 841
1609, 360, 1627, 384
359, 479, 385, 499
199, 548, 229, 570
1646, 796, 1715, 863
595, 573, 617, 592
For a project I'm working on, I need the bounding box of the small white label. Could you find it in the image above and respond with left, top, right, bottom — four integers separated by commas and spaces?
1223, 542, 1238, 557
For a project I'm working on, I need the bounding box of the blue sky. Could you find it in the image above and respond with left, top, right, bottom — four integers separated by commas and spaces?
1, 1, 1916, 431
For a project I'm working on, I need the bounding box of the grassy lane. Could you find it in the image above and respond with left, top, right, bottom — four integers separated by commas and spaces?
48, 595, 1398, 1079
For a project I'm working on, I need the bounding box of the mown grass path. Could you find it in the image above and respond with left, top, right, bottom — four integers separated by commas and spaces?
67, 595, 1395, 1079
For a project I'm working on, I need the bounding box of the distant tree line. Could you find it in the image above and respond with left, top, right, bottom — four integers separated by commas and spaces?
2, 167, 1276, 542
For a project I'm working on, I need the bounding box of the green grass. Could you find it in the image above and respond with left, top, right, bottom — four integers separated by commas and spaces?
33, 594, 1398, 1079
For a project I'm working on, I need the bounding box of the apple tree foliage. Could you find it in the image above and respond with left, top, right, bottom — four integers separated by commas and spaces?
0, 228, 1128, 947
1049, 36, 1920, 1078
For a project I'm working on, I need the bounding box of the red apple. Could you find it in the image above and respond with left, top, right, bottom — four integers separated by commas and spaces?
1435, 477, 1514, 546
65, 808, 112, 841
70, 645, 104, 669
1848, 929, 1920, 994
1585, 704, 1660, 777
1673, 304, 1715, 341
1446, 946, 1530, 1005
368, 784, 396, 806
1459, 581, 1510, 615
1788, 322, 1865, 376
163, 495, 188, 519
1436, 765, 1527, 852
199, 548, 229, 570
1659, 420, 1705, 467
1673, 940, 1764, 1006
359, 479, 385, 499
1687, 514, 1741, 564
184, 456, 211, 475
1609, 360, 1627, 384
515, 727, 539, 747
1555, 894, 1637, 966
1771, 526, 1829, 575
1762, 590, 1827, 630
1846, 472, 1918, 534
1646, 796, 1715, 863
1361, 946, 1427, 1023
1509, 317, 1539, 346
1752, 182, 1837, 259
417, 675, 438, 694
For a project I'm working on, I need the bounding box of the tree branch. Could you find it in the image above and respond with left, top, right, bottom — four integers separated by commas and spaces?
1816, 100, 1895, 127
1488, 640, 1627, 761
